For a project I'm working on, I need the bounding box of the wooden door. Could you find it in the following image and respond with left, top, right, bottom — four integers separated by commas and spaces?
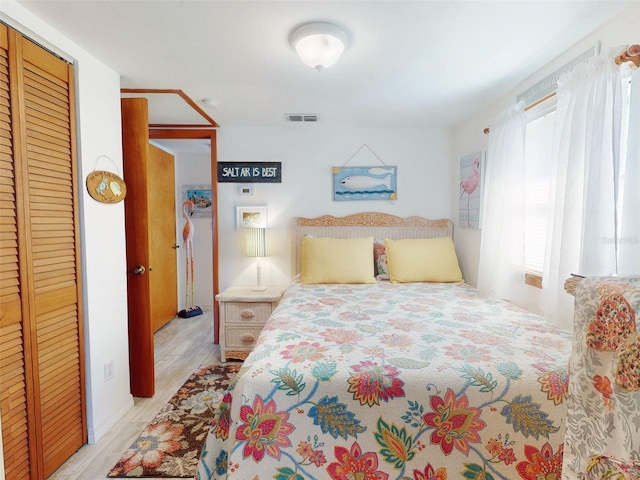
122, 97, 177, 397
0, 23, 85, 479
148, 144, 177, 332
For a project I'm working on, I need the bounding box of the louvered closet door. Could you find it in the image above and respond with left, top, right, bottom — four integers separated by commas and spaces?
0, 23, 86, 479
22, 35, 85, 477
0, 23, 32, 479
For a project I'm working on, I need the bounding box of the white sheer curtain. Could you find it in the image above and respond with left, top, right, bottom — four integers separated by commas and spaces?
477, 102, 528, 306
543, 54, 640, 328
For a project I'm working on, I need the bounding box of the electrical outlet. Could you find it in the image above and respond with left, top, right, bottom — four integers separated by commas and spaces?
104, 360, 114, 382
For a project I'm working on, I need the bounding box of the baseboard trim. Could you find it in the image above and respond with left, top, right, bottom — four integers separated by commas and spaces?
87, 394, 135, 444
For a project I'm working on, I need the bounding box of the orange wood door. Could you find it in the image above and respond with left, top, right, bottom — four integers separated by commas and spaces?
122, 97, 153, 397
122, 97, 178, 397
148, 144, 177, 332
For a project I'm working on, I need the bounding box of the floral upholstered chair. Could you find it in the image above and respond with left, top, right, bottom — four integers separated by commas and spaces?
562, 276, 640, 480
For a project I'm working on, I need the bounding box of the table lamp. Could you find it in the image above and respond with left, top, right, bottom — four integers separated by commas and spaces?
246, 228, 268, 291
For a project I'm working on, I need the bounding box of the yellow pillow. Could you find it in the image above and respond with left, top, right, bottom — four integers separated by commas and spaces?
384, 237, 463, 283
300, 236, 376, 284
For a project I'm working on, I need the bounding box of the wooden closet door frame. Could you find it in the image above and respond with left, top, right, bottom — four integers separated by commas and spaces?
148, 128, 219, 344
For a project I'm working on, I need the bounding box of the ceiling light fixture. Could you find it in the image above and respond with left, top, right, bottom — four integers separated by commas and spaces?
290, 21, 349, 71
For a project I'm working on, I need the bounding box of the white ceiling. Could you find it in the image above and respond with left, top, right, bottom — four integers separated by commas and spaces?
14, 0, 632, 152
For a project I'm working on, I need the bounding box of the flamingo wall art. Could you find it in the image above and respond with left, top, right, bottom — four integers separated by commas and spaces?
459, 151, 483, 229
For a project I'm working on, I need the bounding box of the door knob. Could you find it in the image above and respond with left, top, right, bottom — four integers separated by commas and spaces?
129, 265, 146, 275
172, 244, 180, 249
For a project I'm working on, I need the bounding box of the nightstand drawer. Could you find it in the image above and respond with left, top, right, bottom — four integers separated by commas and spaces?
224, 302, 272, 324
225, 327, 264, 349
217, 286, 284, 362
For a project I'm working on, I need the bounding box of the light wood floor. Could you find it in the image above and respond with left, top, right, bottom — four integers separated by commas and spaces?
49, 310, 223, 480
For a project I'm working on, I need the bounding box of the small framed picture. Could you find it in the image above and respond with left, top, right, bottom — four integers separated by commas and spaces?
236, 205, 267, 229
182, 185, 213, 218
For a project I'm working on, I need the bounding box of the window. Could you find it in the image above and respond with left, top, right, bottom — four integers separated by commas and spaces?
523, 98, 556, 285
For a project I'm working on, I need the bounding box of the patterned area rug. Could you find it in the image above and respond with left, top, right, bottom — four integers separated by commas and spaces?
108, 364, 241, 478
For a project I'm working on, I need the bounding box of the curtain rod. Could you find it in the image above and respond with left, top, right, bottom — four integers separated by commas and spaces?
615, 44, 639, 69
484, 43, 640, 134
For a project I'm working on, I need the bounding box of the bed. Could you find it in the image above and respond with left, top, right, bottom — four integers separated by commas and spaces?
197, 213, 572, 480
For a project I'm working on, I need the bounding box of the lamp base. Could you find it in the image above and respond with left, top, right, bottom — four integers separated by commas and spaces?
251, 286, 267, 291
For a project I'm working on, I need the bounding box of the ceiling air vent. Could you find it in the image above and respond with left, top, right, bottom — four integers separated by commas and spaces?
284, 114, 318, 123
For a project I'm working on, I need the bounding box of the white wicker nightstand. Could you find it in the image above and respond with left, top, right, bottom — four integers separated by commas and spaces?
216, 287, 284, 362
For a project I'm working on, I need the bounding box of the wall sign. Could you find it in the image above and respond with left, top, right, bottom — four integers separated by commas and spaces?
86, 171, 127, 204
217, 162, 281, 183
86, 156, 127, 204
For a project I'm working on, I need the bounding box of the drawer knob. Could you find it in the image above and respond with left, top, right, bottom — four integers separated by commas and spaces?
241, 335, 256, 345
241, 310, 255, 319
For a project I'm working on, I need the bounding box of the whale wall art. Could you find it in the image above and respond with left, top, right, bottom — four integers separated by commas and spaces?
333, 166, 397, 201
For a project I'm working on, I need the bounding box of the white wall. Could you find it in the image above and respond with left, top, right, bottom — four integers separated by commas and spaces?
1, 0, 133, 444
167, 126, 455, 324
215, 126, 453, 289
452, 3, 640, 312
449, 133, 486, 288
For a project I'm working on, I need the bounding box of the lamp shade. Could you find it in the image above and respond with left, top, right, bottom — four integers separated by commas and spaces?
246, 228, 267, 257
290, 21, 349, 71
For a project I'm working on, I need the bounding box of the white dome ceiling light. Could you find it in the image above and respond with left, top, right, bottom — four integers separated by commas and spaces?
289, 21, 350, 71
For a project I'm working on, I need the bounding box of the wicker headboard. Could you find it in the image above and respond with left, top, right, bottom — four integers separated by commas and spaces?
292, 212, 453, 274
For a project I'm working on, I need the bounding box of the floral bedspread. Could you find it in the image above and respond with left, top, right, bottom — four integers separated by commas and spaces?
562, 276, 640, 480
197, 281, 572, 480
